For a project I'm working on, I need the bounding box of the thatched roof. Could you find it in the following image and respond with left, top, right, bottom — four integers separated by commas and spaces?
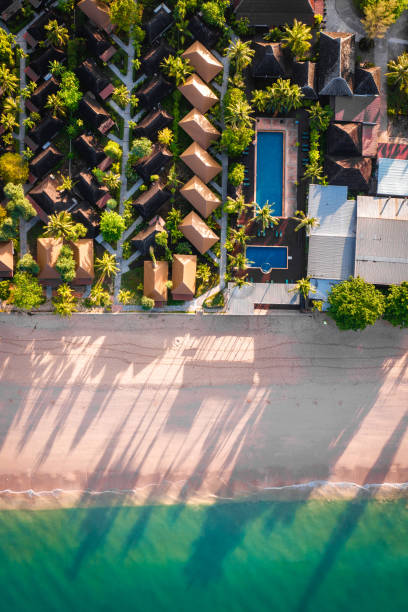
293, 61, 317, 100
29, 117, 63, 146
77, 0, 114, 34
72, 239, 94, 285
188, 15, 218, 48
318, 32, 355, 96
74, 133, 106, 167
131, 215, 166, 256
77, 60, 111, 98
132, 182, 171, 220
180, 175, 221, 218
325, 157, 372, 191
29, 145, 63, 179
80, 24, 113, 60
182, 41, 223, 83
29, 76, 59, 110
37, 237, 62, 285
354, 66, 381, 96
180, 142, 222, 184
76, 172, 111, 207
28, 175, 71, 215
132, 109, 173, 140
179, 210, 219, 254
137, 75, 173, 108
134, 145, 172, 182
0, 241, 13, 278
141, 40, 174, 76
251, 42, 286, 79
327, 122, 361, 157
235, 0, 315, 26
178, 74, 218, 114
27, 47, 65, 81
145, 7, 173, 44
71, 203, 100, 238
178, 108, 220, 150
172, 254, 197, 301
79, 94, 113, 133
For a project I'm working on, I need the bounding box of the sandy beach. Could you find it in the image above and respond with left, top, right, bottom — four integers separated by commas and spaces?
0, 312, 408, 509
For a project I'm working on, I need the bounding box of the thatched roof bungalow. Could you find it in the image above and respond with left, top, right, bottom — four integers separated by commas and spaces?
318, 32, 355, 97
132, 109, 173, 140
251, 42, 286, 79
137, 75, 173, 108
134, 145, 172, 182
172, 254, 197, 301
325, 157, 372, 191
179, 108, 220, 150
180, 142, 222, 184
179, 211, 219, 254
182, 41, 223, 83
180, 175, 221, 218
178, 74, 218, 114
131, 215, 166, 256
145, 6, 173, 44
132, 182, 171, 220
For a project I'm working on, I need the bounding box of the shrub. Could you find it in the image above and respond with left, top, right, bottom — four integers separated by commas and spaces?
4, 183, 36, 220
0, 280, 10, 301
56, 245, 76, 283
228, 163, 245, 187
9, 272, 44, 310
100, 210, 126, 243
327, 276, 385, 331
175, 241, 192, 254
141, 295, 155, 310
201, 1, 227, 28
106, 198, 118, 210
0, 154, 28, 184
16, 253, 39, 275
104, 141, 122, 160
129, 137, 153, 162
220, 126, 254, 157
384, 282, 408, 328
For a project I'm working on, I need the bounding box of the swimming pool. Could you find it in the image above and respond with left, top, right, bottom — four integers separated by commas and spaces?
255, 131, 284, 216
246, 245, 288, 273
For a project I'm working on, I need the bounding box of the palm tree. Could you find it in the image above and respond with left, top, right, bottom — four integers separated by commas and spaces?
386, 52, 408, 93
161, 55, 194, 86
0, 113, 18, 133
302, 160, 326, 184
281, 19, 312, 59
226, 39, 255, 73
292, 210, 320, 234
266, 79, 304, 115
44, 20, 69, 48
53, 283, 77, 318
196, 263, 211, 285
225, 98, 253, 129
306, 102, 333, 131
95, 252, 119, 287
223, 195, 251, 215
43, 211, 75, 239
228, 252, 251, 271
89, 285, 111, 307
233, 274, 251, 289
3, 96, 20, 115
289, 277, 316, 306
230, 227, 252, 247
112, 85, 130, 108
46, 93, 66, 118
0, 64, 19, 94
251, 89, 269, 112
102, 171, 121, 192
254, 202, 279, 231
118, 289, 134, 305
57, 175, 74, 192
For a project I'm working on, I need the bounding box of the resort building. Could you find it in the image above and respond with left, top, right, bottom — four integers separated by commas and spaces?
28, 175, 73, 218
143, 260, 168, 306
132, 182, 171, 220
138, 75, 173, 108
76, 172, 111, 208
37, 237, 63, 286
318, 32, 355, 96
145, 4, 173, 44
29, 146, 63, 182
134, 145, 172, 182
178, 74, 218, 114
80, 23, 116, 62
141, 40, 174, 76
178, 109, 220, 150
131, 216, 166, 256
180, 176, 221, 218
325, 157, 372, 192
182, 41, 223, 83
0, 241, 13, 278
188, 15, 218, 48
251, 42, 287, 79
377, 158, 408, 197
293, 61, 317, 100
27, 117, 63, 151
79, 95, 115, 135
77, 60, 114, 100
26, 77, 59, 114
77, 0, 114, 34
72, 239, 95, 285
74, 133, 111, 169
179, 211, 219, 254
354, 196, 408, 285
171, 254, 197, 301
132, 109, 173, 140
234, 0, 318, 26
180, 143, 222, 184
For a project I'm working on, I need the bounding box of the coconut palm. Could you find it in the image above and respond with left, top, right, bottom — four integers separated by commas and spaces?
233, 274, 251, 289
266, 79, 303, 115
251, 89, 269, 112
386, 52, 408, 93
161, 55, 194, 86
112, 85, 130, 108
53, 283, 77, 318
0, 113, 18, 132
302, 160, 326, 183
89, 285, 111, 307
43, 211, 75, 239
196, 263, 211, 285
306, 102, 333, 131
0, 64, 19, 94
46, 93, 67, 118
223, 195, 251, 215
44, 20, 69, 48
230, 227, 252, 247
102, 171, 121, 192
95, 252, 119, 287
118, 289, 134, 305
228, 252, 252, 271
225, 98, 254, 129
3, 96, 20, 115
56, 175, 73, 192
226, 39, 255, 73
292, 210, 320, 234
289, 276, 316, 302
281, 19, 312, 60
254, 201, 279, 231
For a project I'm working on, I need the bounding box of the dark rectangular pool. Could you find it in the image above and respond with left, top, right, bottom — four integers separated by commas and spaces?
246, 245, 288, 273
255, 131, 283, 216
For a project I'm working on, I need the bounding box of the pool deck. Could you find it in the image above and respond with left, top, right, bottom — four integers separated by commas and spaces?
226, 282, 300, 315
255, 117, 298, 218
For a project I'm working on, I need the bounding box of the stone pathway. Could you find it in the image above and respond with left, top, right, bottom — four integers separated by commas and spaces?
218, 46, 232, 291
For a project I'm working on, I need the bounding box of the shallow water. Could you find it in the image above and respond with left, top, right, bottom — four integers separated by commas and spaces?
0, 500, 408, 612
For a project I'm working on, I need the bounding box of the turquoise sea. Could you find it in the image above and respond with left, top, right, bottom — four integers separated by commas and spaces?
1, 499, 408, 612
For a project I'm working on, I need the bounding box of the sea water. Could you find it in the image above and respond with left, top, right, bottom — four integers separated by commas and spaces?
0, 500, 408, 612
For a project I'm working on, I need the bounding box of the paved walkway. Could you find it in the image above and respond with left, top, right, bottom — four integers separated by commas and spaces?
219, 45, 232, 290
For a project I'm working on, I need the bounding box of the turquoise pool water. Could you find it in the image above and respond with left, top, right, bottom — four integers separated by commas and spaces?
247, 245, 288, 272
256, 131, 283, 215
1, 500, 408, 612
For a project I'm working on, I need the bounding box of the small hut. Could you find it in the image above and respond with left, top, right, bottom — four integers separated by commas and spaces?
77, 60, 113, 100
143, 260, 168, 306
179, 211, 219, 254
180, 142, 221, 184
188, 16, 218, 48
145, 6, 173, 44
75, 172, 111, 208
29, 146, 63, 180
178, 74, 218, 114
172, 254, 197, 301
134, 145, 172, 182
132, 182, 171, 220
179, 108, 220, 150
182, 41, 223, 83
141, 40, 174, 76
180, 176, 221, 218
131, 216, 166, 256
132, 109, 173, 140
79, 94, 115, 134
137, 75, 173, 108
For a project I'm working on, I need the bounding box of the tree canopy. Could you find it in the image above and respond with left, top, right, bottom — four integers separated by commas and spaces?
99, 210, 126, 243
383, 281, 408, 328
0, 154, 29, 184
9, 272, 44, 310
327, 276, 385, 331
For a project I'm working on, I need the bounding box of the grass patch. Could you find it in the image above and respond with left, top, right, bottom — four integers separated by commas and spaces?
121, 266, 143, 302
27, 220, 45, 258
203, 290, 225, 309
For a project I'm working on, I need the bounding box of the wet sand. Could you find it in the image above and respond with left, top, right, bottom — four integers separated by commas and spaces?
0, 313, 408, 508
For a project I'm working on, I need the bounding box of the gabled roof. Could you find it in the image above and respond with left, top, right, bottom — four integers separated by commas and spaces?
137, 74, 173, 108
144, 260, 168, 303
251, 42, 286, 79
29, 145, 63, 179
37, 237, 63, 284
354, 66, 381, 96
145, 6, 173, 45
141, 39, 174, 76
132, 109, 173, 140
132, 182, 171, 219
180, 175, 221, 218
180, 142, 221, 183
0, 241, 13, 278
178, 108, 220, 150
325, 156, 372, 191
179, 210, 218, 254
172, 254, 197, 300
182, 41, 223, 83
74, 133, 106, 167
188, 15, 218, 48
28, 175, 71, 215
318, 32, 355, 96
75, 172, 110, 207
235, 0, 315, 26
29, 76, 59, 110
333, 95, 381, 123
178, 74, 218, 114
77, 60, 110, 97
72, 239, 94, 285
134, 145, 172, 182
327, 122, 361, 157
131, 215, 166, 256
77, 0, 114, 34
355, 196, 408, 285
79, 94, 112, 131
293, 61, 317, 100
27, 47, 65, 80
25, 11, 60, 45
28, 116, 63, 146
80, 24, 112, 58
377, 158, 408, 196
72, 203, 100, 238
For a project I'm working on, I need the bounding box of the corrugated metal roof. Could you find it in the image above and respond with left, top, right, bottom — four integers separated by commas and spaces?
308, 184, 356, 237
377, 158, 408, 196
308, 236, 355, 280
357, 195, 408, 220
